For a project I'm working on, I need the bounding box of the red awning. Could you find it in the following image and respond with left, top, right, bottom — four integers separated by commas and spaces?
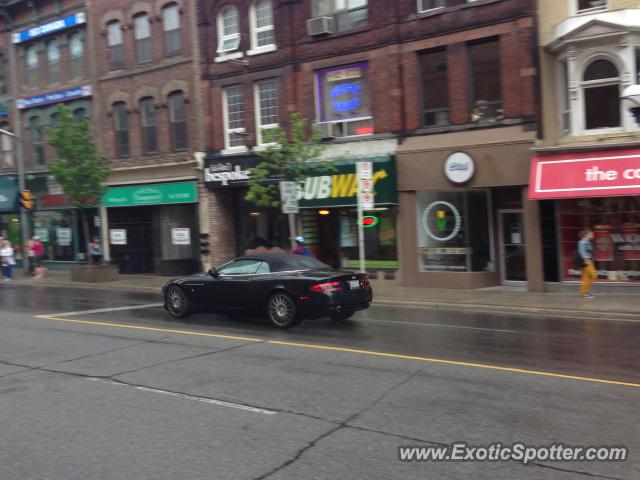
529, 148, 640, 199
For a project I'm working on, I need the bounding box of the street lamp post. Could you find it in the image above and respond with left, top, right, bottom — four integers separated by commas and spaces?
0, 127, 29, 265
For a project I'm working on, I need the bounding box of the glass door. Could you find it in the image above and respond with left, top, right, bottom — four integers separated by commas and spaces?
499, 210, 526, 283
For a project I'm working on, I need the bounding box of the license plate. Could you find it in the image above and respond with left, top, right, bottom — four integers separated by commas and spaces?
348, 280, 361, 289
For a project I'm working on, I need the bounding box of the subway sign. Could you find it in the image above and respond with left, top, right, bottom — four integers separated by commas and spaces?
12, 12, 86, 44
297, 156, 397, 208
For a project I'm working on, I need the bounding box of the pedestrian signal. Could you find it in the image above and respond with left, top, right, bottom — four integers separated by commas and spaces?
19, 190, 34, 210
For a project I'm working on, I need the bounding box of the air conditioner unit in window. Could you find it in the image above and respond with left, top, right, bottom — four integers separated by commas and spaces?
314, 122, 335, 140
307, 17, 333, 36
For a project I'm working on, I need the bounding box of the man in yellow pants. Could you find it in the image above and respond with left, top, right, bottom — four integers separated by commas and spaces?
578, 229, 597, 298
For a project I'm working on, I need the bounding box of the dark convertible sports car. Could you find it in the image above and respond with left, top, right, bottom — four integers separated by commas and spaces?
162, 253, 373, 328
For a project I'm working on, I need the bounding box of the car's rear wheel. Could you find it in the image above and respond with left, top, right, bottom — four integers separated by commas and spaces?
166, 286, 190, 318
329, 311, 355, 321
267, 291, 301, 328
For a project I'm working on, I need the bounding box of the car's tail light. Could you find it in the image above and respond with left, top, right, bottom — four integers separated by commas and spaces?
362, 275, 370, 289
310, 281, 342, 293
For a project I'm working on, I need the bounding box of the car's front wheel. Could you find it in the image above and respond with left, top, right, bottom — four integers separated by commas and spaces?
165, 286, 191, 318
267, 291, 301, 328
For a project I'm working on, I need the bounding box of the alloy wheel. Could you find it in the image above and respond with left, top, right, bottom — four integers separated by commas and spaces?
269, 293, 294, 326
167, 287, 185, 314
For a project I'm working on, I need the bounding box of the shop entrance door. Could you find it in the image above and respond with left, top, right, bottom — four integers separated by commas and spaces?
499, 210, 526, 283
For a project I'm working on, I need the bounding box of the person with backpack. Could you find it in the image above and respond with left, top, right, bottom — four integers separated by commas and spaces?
577, 229, 597, 298
293, 236, 314, 257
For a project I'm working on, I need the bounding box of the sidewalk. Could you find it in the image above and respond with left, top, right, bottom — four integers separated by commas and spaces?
5, 269, 640, 321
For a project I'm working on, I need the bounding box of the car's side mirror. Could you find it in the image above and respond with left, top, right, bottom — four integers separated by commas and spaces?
208, 268, 219, 278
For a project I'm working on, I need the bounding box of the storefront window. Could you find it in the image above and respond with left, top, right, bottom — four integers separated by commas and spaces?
416, 190, 494, 272
559, 197, 640, 282
32, 210, 76, 261
300, 208, 398, 270
235, 189, 289, 254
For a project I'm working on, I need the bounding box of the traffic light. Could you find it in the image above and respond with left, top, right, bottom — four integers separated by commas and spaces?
19, 190, 34, 210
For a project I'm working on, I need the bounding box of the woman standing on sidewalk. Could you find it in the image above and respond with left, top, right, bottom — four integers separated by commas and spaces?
578, 229, 597, 298
1, 239, 16, 281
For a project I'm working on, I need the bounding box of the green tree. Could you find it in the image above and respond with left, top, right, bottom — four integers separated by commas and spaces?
47, 105, 111, 264
245, 113, 327, 208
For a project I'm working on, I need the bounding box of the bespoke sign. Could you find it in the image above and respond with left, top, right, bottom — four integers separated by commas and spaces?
444, 152, 475, 184
103, 182, 197, 207
12, 12, 86, 44
530, 149, 640, 199
17, 85, 92, 110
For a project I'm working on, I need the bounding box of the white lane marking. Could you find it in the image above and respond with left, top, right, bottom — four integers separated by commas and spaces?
38, 303, 163, 318
364, 318, 519, 333
88, 378, 276, 415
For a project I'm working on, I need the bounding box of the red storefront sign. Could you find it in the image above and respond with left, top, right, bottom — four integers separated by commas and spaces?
38, 194, 69, 208
529, 149, 640, 199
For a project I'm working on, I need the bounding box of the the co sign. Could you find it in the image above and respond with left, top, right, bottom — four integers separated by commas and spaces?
444, 152, 475, 184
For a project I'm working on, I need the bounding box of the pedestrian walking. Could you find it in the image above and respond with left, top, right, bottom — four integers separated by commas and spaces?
32, 236, 45, 279
577, 229, 597, 298
1, 240, 16, 281
292, 236, 314, 257
88, 238, 102, 265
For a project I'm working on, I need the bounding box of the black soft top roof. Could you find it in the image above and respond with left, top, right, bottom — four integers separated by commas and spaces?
236, 253, 331, 272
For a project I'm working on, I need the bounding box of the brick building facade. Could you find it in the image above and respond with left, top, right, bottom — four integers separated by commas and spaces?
0, 0, 206, 275
199, 0, 540, 289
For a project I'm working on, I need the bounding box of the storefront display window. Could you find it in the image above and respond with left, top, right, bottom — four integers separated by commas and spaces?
416, 190, 494, 272
300, 208, 398, 270
559, 197, 640, 282
32, 210, 77, 261
235, 189, 289, 254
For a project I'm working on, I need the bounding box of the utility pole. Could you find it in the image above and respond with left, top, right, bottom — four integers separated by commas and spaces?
5, 33, 30, 265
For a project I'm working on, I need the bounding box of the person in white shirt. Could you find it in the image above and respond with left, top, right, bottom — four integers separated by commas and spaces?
1, 240, 16, 281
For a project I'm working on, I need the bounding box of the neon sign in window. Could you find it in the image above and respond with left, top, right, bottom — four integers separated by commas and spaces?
317, 63, 371, 122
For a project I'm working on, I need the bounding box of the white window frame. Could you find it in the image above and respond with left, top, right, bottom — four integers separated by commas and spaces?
254, 79, 279, 147
1, 132, 14, 168
248, 0, 276, 56
222, 86, 247, 154
217, 6, 241, 54
580, 58, 623, 135
417, 0, 445, 14
574, 0, 607, 16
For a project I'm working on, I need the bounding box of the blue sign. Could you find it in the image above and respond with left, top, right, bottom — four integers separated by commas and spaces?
17, 85, 92, 110
331, 83, 362, 112
12, 12, 86, 44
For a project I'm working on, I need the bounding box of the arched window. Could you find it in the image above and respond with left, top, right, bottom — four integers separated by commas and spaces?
217, 6, 240, 53
140, 97, 157, 153
163, 3, 181, 56
251, 0, 274, 50
582, 59, 620, 130
73, 107, 88, 121
69, 33, 84, 79
134, 14, 152, 63
47, 39, 61, 84
29, 116, 45, 166
113, 102, 129, 157
25, 45, 39, 88
107, 21, 124, 69
169, 91, 187, 151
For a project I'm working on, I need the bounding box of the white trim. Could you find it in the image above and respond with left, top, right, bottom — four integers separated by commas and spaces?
417, 0, 444, 14
573, 0, 607, 17
217, 6, 241, 54
214, 51, 244, 63
246, 44, 277, 56
249, 0, 276, 52
254, 79, 279, 147
222, 86, 246, 151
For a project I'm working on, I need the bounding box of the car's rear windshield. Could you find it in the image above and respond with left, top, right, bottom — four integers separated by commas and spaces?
272, 256, 331, 272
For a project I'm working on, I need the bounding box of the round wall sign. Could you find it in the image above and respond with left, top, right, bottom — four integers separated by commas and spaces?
444, 152, 475, 184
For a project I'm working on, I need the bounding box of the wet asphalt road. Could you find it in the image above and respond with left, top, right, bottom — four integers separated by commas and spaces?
1, 283, 639, 480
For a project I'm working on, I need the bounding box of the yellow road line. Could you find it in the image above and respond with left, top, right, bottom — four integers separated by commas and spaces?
35, 315, 640, 389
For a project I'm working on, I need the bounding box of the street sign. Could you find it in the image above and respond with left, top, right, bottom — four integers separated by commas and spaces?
360, 178, 373, 192
357, 161, 373, 180
279, 181, 299, 214
361, 191, 375, 210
